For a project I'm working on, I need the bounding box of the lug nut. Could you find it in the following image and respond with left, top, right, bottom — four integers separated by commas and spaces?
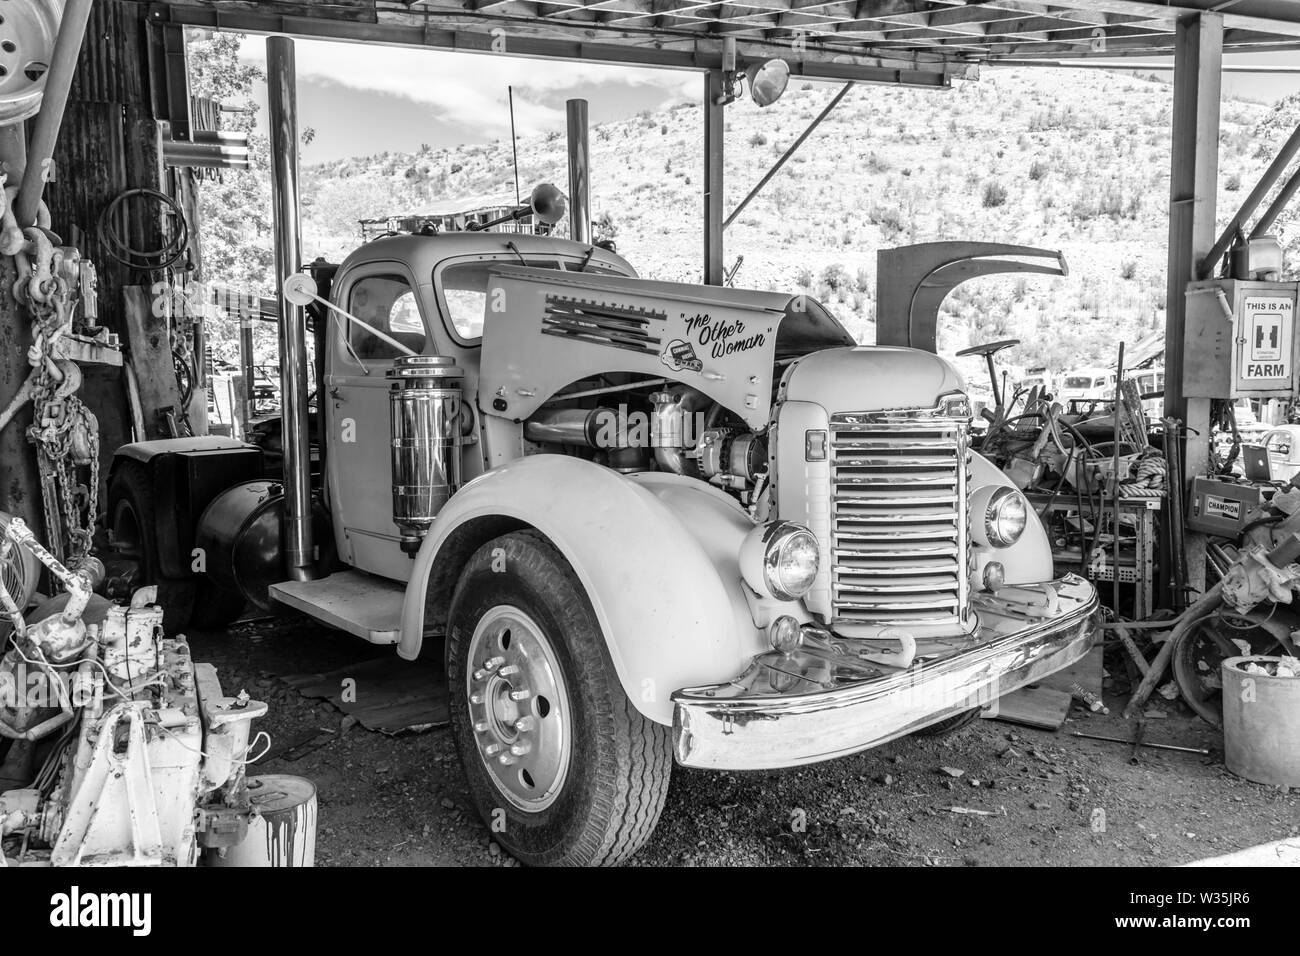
484, 656, 504, 671
514, 716, 535, 732
485, 743, 503, 756
474, 720, 489, 733
499, 664, 520, 676
470, 693, 483, 705
509, 689, 531, 701
498, 754, 516, 766
510, 741, 531, 756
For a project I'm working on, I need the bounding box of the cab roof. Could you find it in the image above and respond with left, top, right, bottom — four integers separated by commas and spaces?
337, 232, 637, 280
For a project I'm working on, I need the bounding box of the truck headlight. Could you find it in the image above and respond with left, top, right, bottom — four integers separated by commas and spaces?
985, 487, 1028, 547
740, 521, 820, 601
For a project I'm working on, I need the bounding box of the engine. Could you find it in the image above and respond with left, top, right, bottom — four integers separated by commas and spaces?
0, 519, 267, 867
523, 384, 769, 509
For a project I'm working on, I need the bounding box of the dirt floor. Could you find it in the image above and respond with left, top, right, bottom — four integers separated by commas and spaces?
190, 615, 1300, 867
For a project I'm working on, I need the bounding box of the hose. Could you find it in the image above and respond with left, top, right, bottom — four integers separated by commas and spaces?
96, 187, 191, 272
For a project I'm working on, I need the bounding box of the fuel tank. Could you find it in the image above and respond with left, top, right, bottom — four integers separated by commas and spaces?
194, 481, 335, 612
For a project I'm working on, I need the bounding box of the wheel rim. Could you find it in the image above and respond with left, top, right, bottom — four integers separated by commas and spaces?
1176, 611, 1293, 727
465, 605, 572, 812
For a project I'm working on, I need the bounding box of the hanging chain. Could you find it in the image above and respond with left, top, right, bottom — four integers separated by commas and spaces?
9, 217, 99, 572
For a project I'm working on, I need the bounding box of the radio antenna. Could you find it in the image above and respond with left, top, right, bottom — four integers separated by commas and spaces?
508, 86, 521, 206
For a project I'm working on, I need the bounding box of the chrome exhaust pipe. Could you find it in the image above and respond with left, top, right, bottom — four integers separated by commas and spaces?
566, 99, 590, 243
266, 36, 314, 582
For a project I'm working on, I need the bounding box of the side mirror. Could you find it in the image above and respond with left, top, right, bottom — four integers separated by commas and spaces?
530, 183, 566, 226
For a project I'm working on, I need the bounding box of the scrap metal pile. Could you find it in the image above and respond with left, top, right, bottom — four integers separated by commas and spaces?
0, 517, 269, 866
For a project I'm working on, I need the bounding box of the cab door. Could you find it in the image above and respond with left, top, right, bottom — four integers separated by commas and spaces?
325, 265, 430, 580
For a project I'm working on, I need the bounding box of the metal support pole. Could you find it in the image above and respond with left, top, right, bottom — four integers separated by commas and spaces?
726, 82, 854, 230
1164, 13, 1222, 602
565, 99, 590, 244
266, 36, 315, 583
15, 0, 93, 228
703, 70, 725, 285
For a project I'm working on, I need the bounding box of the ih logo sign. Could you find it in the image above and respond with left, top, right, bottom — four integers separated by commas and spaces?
1241, 294, 1294, 382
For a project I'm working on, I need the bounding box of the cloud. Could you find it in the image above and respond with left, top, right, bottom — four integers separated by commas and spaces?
239, 38, 698, 136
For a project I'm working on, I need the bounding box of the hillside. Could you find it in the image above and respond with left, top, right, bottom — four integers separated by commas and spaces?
191, 39, 1298, 380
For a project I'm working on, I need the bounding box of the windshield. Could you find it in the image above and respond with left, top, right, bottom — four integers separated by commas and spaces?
437, 255, 630, 343
1064, 376, 1093, 389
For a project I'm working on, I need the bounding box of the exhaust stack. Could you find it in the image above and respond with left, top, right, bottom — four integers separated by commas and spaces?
266, 36, 315, 582
566, 98, 590, 243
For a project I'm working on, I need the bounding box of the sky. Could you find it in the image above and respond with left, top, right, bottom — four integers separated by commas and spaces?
234, 37, 1300, 163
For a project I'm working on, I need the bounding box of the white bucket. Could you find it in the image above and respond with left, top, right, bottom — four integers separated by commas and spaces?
215, 774, 318, 867
1221, 655, 1300, 789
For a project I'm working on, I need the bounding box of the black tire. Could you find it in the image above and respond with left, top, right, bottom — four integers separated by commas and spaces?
446, 530, 671, 866
1172, 609, 1296, 729
913, 707, 981, 737
189, 579, 247, 629
107, 460, 194, 632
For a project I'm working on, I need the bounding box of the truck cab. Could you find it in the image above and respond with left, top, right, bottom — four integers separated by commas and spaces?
109, 227, 1099, 867
320, 233, 636, 579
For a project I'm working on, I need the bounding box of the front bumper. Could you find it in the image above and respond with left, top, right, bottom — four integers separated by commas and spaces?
672, 575, 1099, 770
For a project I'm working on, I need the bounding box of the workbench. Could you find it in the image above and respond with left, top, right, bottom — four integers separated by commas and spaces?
1025, 491, 1161, 619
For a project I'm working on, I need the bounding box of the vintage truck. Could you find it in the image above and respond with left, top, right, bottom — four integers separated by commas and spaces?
107, 216, 1099, 866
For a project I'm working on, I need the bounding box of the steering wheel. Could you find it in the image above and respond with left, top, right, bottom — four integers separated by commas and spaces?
957, 338, 1021, 358
956, 339, 1021, 408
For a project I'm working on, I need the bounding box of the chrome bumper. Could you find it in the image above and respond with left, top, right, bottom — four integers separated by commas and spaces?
672, 575, 1099, 770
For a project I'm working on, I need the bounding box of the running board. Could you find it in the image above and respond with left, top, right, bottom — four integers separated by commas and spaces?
269, 570, 404, 645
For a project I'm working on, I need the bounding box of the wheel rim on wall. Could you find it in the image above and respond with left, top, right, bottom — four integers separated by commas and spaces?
0, 0, 61, 127
466, 605, 572, 811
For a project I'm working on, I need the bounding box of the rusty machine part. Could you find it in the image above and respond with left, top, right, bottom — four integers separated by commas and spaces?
388, 355, 464, 556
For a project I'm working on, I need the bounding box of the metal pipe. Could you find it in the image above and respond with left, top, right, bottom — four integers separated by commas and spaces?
703, 70, 725, 285
565, 99, 590, 243
15, 0, 94, 229
1199, 115, 1300, 278
238, 313, 255, 437
725, 82, 854, 230
523, 407, 612, 447
1251, 164, 1300, 238
266, 36, 315, 582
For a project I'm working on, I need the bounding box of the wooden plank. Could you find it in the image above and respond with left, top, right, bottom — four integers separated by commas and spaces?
122, 285, 183, 439
991, 686, 1074, 729
990, 643, 1104, 728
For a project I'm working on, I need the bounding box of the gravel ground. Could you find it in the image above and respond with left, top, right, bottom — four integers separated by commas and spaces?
190, 615, 1300, 867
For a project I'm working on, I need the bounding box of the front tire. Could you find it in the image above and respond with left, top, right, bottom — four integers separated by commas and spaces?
912, 707, 981, 737
446, 530, 671, 866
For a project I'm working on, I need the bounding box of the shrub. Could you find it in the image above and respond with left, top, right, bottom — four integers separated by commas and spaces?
820, 263, 850, 292
1028, 160, 1047, 181
982, 180, 1008, 208
748, 131, 768, 147
1120, 260, 1138, 280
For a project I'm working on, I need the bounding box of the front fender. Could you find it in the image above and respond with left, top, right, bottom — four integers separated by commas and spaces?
970, 452, 1053, 584
399, 456, 767, 725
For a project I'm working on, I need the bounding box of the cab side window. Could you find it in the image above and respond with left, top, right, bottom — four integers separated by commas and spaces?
346, 275, 426, 361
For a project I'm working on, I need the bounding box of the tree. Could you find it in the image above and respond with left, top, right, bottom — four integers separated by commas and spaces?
186, 30, 276, 363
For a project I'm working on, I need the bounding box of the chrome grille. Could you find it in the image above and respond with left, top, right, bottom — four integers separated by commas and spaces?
829, 410, 971, 630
